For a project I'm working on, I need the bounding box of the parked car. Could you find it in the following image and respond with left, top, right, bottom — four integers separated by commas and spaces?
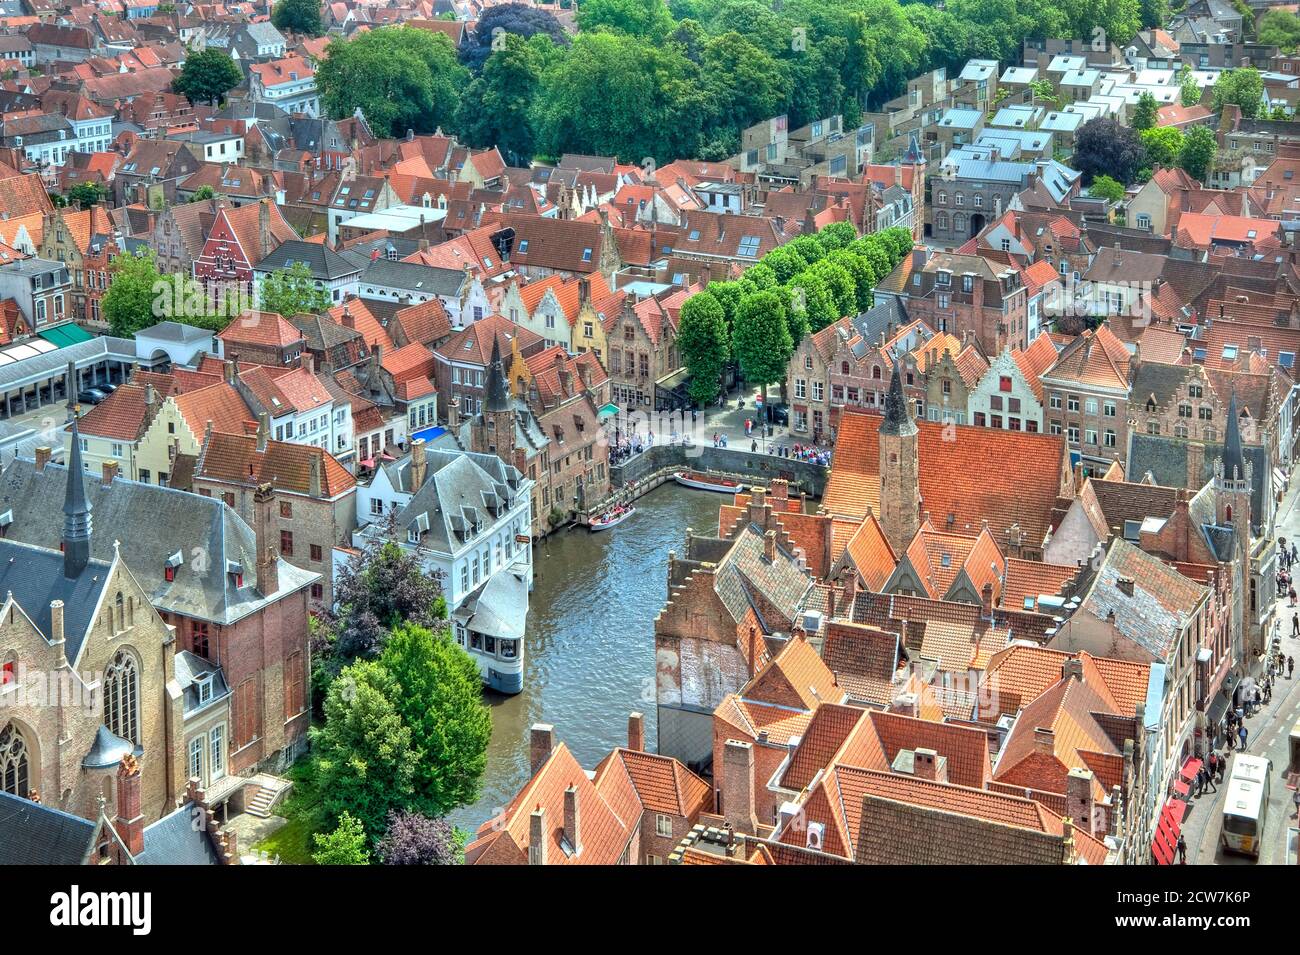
77, 388, 109, 405
764, 402, 790, 426
98, 382, 117, 394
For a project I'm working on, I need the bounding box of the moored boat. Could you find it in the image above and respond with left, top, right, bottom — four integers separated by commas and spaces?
590, 507, 635, 531
674, 470, 741, 494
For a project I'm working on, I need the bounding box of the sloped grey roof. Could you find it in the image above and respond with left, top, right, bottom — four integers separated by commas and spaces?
174, 649, 231, 716
0, 458, 316, 625
0, 539, 111, 665
257, 239, 361, 281
0, 791, 96, 865
714, 524, 813, 630
134, 803, 221, 865
398, 449, 523, 554
360, 258, 466, 296
82, 724, 139, 769
458, 567, 528, 641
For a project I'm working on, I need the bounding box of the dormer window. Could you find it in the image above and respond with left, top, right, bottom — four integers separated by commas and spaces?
226, 559, 244, 589
164, 549, 183, 582
196, 674, 213, 706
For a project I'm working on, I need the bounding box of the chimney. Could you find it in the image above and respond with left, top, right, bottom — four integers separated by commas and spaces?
912, 246, 929, 271
763, 529, 777, 562
35, 446, 51, 471
529, 723, 555, 776
1066, 767, 1097, 836
308, 452, 322, 499
912, 747, 947, 783
1033, 726, 1055, 755
223, 359, 235, 384
101, 460, 119, 487
577, 276, 590, 307
144, 382, 156, 408
1116, 576, 1135, 597
253, 483, 278, 595
722, 739, 758, 836
627, 712, 645, 752
563, 785, 582, 856
528, 807, 546, 865
256, 412, 269, 453
49, 599, 65, 655
409, 438, 428, 492
1062, 658, 1084, 682
114, 756, 145, 858
258, 197, 272, 258
341, 304, 355, 329
981, 581, 994, 616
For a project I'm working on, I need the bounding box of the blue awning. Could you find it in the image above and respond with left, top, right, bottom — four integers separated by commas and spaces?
411, 426, 446, 444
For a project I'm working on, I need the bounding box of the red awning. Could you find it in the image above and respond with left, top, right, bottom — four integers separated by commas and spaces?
1181, 758, 1203, 782
381, 452, 396, 461
359, 458, 375, 468
1171, 777, 1191, 799
1151, 797, 1185, 865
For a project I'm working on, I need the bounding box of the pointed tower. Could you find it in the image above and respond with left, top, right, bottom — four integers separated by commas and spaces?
476, 336, 516, 463
63, 419, 93, 579
1213, 390, 1252, 534
878, 360, 920, 553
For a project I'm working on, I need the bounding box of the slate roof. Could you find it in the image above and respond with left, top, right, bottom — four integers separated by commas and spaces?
396, 448, 522, 555
714, 524, 814, 632
0, 791, 96, 865
255, 238, 360, 281
134, 802, 221, 865
0, 538, 111, 665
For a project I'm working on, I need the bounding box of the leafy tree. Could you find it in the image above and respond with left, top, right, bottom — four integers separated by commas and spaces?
456, 33, 547, 165
1132, 92, 1159, 131
1089, 174, 1127, 203
677, 291, 730, 405
1072, 117, 1146, 185
761, 245, 809, 284
173, 47, 243, 106
327, 538, 447, 665
828, 248, 877, 312
701, 32, 790, 131
815, 221, 859, 252
271, 0, 322, 36
103, 248, 163, 338
732, 290, 792, 416
1212, 68, 1265, 119
376, 811, 462, 865
380, 623, 492, 818
66, 181, 106, 208
705, 280, 743, 332
312, 812, 370, 865
1258, 10, 1300, 53
318, 27, 468, 138
258, 261, 332, 317
1140, 126, 1184, 169
310, 660, 419, 840
576, 0, 675, 38
804, 259, 857, 327
1140, 0, 1168, 28
1028, 78, 1061, 109
1178, 125, 1218, 182
1179, 65, 1201, 108
189, 184, 219, 202
459, 2, 568, 72
788, 235, 826, 267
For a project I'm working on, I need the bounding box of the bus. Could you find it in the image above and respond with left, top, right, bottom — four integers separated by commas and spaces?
1221, 753, 1272, 858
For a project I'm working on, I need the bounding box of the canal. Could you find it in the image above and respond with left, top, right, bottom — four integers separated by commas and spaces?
450, 483, 723, 831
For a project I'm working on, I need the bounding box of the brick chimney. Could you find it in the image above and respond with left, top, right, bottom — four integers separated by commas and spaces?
256, 412, 269, 453
34, 446, 51, 471
1033, 726, 1055, 755
114, 755, 145, 858
528, 806, 546, 865
627, 712, 645, 752
223, 359, 236, 384
409, 437, 427, 492
258, 197, 273, 258
913, 747, 947, 783
563, 784, 582, 856
529, 723, 555, 776
253, 483, 278, 595
763, 529, 777, 562
722, 739, 758, 836
1066, 767, 1097, 836
101, 460, 119, 487
308, 450, 322, 499
1116, 576, 1135, 597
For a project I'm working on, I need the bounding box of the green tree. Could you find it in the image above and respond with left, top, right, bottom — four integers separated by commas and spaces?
258, 261, 332, 316
380, 623, 492, 818
1028, 78, 1061, 109
803, 259, 857, 327
1258, 10, 1300, 53
1178, 125, 1218, 181
828, 248, 877, 312
271, 0, 322, 36
677, 291, 730, 406
173, 47, 243, 106
66, 181, 106, 208
1212, 68, 1265, 119
189, 184, 219, 203
1073, 117, 1146, 185
1089, 174, 1127, 203
318, 27, 468, 138
576, 0, 675, 38
1178, 65, 1201, 108
732, 290, 792, 418
310, 660, 419, 840
1132, 91, 1159, 131
701, 32, 790, 131
103, 248, 163, 338
815, 221, 859, 252
1140, 126, 1184, 169
455, 33, 547, 165
312, 812, 371, 865
1140, 0, 1168, 28
761, 245, 809, 284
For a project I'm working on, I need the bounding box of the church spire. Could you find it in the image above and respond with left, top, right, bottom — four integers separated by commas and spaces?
484, 336, 510, 413
1221, 389, 1245, 483
63, 419, 93, 579
880, 358, 917, 437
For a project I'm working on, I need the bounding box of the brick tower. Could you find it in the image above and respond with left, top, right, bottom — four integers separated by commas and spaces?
878, 359, 920, 553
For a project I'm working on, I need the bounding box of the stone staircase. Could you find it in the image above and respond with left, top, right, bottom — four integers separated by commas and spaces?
243, 775, 291, 819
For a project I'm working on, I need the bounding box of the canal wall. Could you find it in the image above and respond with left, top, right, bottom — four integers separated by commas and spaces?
609, 444, 829, 503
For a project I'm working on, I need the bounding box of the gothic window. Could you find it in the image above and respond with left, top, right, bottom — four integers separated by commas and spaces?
0, 722, 29, 797
104, 650, 140, 746
114, 591, 124, 631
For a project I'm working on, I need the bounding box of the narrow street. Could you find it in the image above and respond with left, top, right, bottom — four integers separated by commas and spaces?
1184, 475, 1300, 866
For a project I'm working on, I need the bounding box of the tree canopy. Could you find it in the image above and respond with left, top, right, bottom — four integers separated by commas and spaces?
258, 262, 332, 317
271, 0, 322, 36
459, 3, 568, 72
1212, 68, 1265, 119
677, 291, 730, 406
312, 812, 371, 865
1258, 10, 1300, 54
172, 48, 243, 107
376, 811, 462, 865
1073, 117, 1146, 186
1178, 126, 1218, 182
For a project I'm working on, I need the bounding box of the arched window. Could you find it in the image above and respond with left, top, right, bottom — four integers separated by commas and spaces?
841, 362, 849, 375
872, 366, 882, 380
0, 722, 29, 797
114, 592, 124, 632
104, 650, 140, 746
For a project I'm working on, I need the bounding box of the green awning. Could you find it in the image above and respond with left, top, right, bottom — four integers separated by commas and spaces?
598, 403, 620, 419
38, 324, 94, 347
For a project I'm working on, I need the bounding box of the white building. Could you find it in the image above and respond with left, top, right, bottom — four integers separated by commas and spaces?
249, 55, 319, 118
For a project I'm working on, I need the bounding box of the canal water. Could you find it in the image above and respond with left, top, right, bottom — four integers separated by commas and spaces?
450, 483, 723, 832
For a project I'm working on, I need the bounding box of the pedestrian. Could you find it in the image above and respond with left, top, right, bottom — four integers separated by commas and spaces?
1292, 612, 1298, 637
1290, 655, 1295, 679
1208, 751, 1218, 781
1177, 833, 1187, 865
751, 439, 758, 453
1238, 724, 1248, 750
1196, 766, 1207, 796
1204, 766, 1217, 793
1217, 753, 1226, 783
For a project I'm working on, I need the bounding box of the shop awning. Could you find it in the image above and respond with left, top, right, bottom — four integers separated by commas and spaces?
38, 324, 94, 348
1151, 798, 1185, 865
655, 367, 688, 390
597, 402, 620, 419
410, 425, 446, 444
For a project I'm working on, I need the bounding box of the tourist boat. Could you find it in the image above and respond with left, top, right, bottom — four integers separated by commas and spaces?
674, 470, 741, 494
590, 507, 635, 531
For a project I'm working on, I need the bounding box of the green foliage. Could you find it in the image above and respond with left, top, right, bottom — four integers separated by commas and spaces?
259, 261, 332, 317
1178, 65, 1201, 108
762, 245, 809, 285
1089, 174, 1127, 203
732, 290, 792, 395
677, 291, 730, 405
1178, 125, 1218, 182
189, 184, 219, 202
577, 0, 675, 38
1212, 68, 1265, 119
1140, 126, 1184, 170
311, 812, 370, 865
318, 27, 468, 138
1132, 92, 1159, 131
381, 623, 492, 818
66, 181, 106, 208
814, 221, 858, 252
271, 0, 322, 36
1029, 78, 1061, 109
310, 660, 419, 841
455, 33, 549, 165
1140, 0, 1168, 29
173, 47, 243, 106
1258, 10, 1300, 53
103, 248, 162, 339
